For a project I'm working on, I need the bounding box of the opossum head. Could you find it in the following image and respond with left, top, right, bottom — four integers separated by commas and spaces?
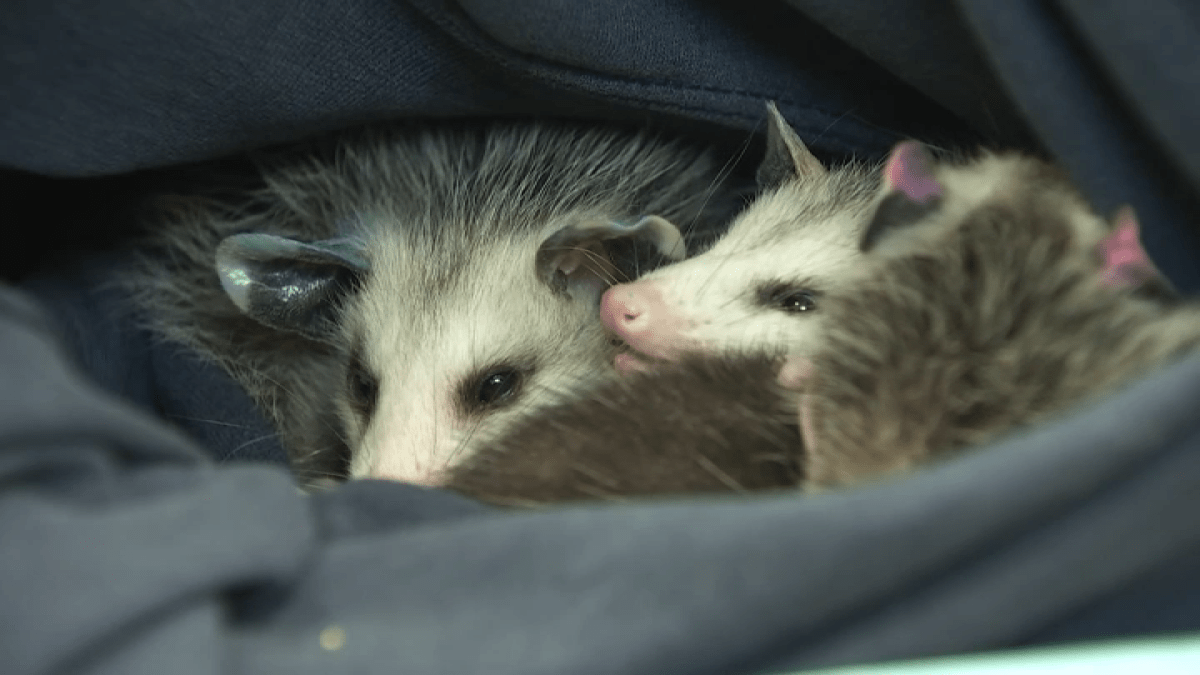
216, 215, 685, 485
788, 141, 1188, 489
602, 102, 880, 369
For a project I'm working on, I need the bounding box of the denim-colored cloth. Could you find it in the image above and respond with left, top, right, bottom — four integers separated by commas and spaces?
3, 283, 1200, 675
18, 250, 289, 466
3, 1, 1200, 674
0, 0, 975, 176
4, 1, 1197, 288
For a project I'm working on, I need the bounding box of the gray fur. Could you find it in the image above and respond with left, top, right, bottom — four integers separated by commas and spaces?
447, 353, 801, 507
121, 121, 737, 489
800, 149, 1200, 488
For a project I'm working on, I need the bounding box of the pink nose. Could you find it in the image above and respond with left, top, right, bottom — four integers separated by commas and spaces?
601, 282, 663, 338
600, 281, 695, 361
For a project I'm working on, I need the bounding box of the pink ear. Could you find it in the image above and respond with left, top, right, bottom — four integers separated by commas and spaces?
1097, 206, 1163, 287
883, 141, 942, 203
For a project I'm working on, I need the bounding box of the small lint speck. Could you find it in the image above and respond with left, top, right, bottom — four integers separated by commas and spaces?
320, 625, 346, 651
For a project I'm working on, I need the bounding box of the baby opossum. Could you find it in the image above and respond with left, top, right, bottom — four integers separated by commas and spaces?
602, 102, 881, 369
446, 140, 1200, 506
795, 140, 1200, 488
122, 121, 739, 489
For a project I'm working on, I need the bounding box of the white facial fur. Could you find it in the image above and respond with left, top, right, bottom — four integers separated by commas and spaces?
605, 161, 880, 361
340, 225, 618, 484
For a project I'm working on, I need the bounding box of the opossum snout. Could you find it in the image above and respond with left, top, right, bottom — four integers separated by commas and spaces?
601, 281, 694, 360
601, 284, 654, 332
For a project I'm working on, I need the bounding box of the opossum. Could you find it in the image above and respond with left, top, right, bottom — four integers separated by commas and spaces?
445, 139, 1200, 506
122, 121, 739, 489
794, 140, 1200, 488
602, 102, 881, 370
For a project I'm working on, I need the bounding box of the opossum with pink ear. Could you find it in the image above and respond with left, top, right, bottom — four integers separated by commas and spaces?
446, 141, 1200, 507
792, 141, 1200, 489
603, 102, 882, 371
121, 122, 739, 490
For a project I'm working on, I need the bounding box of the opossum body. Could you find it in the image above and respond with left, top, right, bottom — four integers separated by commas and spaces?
447, 354, 801, 507
122, 121, 738, 489
448, 139, 1200, 505
603, 102, 881, 367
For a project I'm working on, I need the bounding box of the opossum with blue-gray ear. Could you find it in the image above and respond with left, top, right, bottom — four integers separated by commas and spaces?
446, 140, 1200, 507
121, 121, 742, 490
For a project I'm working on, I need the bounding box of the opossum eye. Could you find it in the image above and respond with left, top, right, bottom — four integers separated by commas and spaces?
779, 291, 817, 312
758, 283, 820, 314
346, 353, 379, 416
473, 368, 522, 407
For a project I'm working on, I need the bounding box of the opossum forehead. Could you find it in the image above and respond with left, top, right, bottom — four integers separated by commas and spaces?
655, 171, 873, 291
688, 230, 864, 289
348, 232, 607, 376
935, 153, 1078, 215
364, 295, 600, 395
870, 153, 1099, 260
721, 166, 878, 251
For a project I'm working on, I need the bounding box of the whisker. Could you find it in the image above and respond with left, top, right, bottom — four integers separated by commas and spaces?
693, 453, 745, 492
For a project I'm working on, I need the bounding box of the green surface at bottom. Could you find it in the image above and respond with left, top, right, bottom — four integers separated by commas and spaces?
782, 632, 1200, 674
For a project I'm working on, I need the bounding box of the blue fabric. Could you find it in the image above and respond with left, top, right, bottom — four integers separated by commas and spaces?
3, 1, 1200, 674
0, 0, 974, 177
19, 251, 289, 467
3, 283, 1200, 674
954, 0, 1200, 298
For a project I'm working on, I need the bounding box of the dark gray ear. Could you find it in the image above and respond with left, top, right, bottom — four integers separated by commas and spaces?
535, 215, 686, 302
757, 101, 827, 191
216, 233, 369, 343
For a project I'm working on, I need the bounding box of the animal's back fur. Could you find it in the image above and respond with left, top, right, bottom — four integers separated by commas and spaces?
802, 152, 1200, 487
447, 353, 801, 507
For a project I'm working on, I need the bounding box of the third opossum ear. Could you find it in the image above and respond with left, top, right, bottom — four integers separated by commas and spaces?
859, 141, 944, 253
756, 101, 827, 192
536, 216, 687, 302
216, 233, 369, 343
1097, 205, 1179, 301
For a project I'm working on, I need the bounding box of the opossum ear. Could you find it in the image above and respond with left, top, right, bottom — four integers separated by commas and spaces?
757, 102, 827, 191
216, 233, 368, 342
536, 216, 687, 302
860, 141, 944, 252
1097, 206, 1178, 300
